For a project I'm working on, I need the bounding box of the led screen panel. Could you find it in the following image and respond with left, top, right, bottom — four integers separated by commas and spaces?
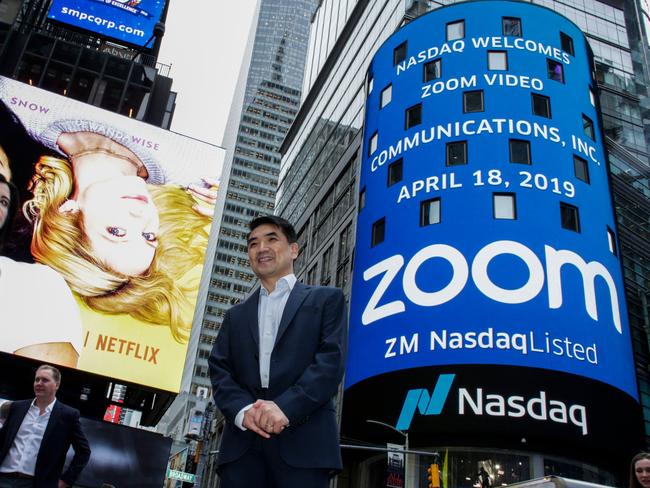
344, 0, 641, 461
0, 76, 224, 392
47, 0, 166, 48
65, 417, 172, 488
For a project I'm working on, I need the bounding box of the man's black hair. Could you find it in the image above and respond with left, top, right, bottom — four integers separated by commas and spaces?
248, 215, 297, 244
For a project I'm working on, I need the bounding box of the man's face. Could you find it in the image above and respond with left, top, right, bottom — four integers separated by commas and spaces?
33, 369, 59, 401
247, 223, 298, 283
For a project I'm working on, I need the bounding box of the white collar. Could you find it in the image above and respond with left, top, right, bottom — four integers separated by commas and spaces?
31, 398, 56, 413
260, 273, 297, 295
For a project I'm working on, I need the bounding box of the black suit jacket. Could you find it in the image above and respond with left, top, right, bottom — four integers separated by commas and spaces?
0, 399, 91, 488
209, 282, 348, 470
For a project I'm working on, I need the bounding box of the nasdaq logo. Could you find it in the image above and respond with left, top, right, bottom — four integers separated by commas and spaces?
395, 374, 455, 430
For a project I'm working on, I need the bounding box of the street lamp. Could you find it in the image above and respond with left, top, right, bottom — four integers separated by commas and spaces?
366, 419, 410, 487
365, 419, 409, 450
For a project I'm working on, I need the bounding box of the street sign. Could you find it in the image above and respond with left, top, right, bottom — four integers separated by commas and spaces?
386, 443, 405, 488
167, 469, 195, 484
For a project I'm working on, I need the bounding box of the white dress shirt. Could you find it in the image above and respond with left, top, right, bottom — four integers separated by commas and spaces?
234, 274, 296, 430
0, 398, 56, 475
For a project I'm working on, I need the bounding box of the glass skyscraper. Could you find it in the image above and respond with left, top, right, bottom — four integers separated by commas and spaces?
170, 0, 319, 438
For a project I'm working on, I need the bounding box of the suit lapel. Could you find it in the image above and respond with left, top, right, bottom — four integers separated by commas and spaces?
5, 401, 30, 445
275, 282, 311, 345
245, 289, 261, 348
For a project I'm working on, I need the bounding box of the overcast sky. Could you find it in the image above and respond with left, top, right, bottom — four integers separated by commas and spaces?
157, 1, 259, 147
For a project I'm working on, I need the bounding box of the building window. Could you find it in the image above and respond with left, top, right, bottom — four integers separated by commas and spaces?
321, 245, 333, 285
573, 155, 590, 183
582, 114, 595, 139
423, 58, 441, 82
358, 187, 366, 212
394, 41, 407, 66
405, 103, 422, 129
388, 158, 403, 187
380, 84, 392, 108
493, 193, 517, 219
446, 141, 467, 166
367, 75, 374, 95
446, 20, 465, 41
488, 51, 508, 70
589, 88, 596, 107
560, 202, 580, 232
531, 93, 551, 118
338, 224, 353, 263
502, 17, 522, 36
420, 198, 441, 226
547, 59, 564, 83
463, 90, 484, 113
607, 227, 617, 255
371, 218, 386, 247
560, 32, 574, 56
307, 265, 318, 285
509, 139, 531, 164
368, 131, 378, 155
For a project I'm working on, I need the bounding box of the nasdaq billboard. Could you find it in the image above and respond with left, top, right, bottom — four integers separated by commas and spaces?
47, 0, 166, 48
344, 0, 641, 458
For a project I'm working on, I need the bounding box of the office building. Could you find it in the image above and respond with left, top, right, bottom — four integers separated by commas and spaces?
278, 0, 650, 485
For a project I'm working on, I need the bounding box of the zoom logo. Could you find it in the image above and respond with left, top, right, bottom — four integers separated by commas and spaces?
396, 374, 588, 435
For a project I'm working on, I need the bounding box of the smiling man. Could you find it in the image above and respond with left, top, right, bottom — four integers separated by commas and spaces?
0, 365, 90, 488
209, 215, 348, 488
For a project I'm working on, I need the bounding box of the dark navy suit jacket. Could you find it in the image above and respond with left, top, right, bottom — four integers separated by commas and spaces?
209, 282, 348, 471
0, 399, 91, 488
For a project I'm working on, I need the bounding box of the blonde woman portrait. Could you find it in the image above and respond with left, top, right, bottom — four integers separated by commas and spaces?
24, 131, 217, 344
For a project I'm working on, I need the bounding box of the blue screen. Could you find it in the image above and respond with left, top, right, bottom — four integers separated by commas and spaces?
346, 1, 638, 400
47, 0, 165, 48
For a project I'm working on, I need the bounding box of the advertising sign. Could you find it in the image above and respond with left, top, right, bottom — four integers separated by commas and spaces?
386, 443, 405, 488
47, 0, 166, 48
344, 0, 640, 458
0, 75, 224, 392
65, 417, 173, 488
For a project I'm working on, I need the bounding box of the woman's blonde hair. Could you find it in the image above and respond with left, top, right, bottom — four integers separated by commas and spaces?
24, 155, 210, 343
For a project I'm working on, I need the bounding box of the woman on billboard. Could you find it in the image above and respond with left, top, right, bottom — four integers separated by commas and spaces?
23, 131, 216, 344
0, 174, 82, 367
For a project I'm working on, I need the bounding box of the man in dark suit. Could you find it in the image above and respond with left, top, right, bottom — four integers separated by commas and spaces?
0, 365, 90, 488
209, 215, 348, 488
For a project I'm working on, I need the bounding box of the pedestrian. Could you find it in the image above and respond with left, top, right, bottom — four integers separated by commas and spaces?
0, 365, 90, 487
209, 215, 348, 487
630, 452, 650, 488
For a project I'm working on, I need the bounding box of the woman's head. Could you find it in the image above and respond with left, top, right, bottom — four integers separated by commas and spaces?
630, 452, 650, 488
74, 175, 160, 276
25, 155, 210, 342
0, 174, 19, 251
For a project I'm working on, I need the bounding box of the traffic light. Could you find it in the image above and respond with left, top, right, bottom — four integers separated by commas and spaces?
427, 463, 440, 488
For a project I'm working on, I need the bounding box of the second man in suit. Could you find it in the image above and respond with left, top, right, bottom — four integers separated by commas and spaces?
209, 215, 348, 488
0, 365, 90, 488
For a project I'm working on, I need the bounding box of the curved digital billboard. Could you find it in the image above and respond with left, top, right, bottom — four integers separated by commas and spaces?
344, 0, 641, 461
